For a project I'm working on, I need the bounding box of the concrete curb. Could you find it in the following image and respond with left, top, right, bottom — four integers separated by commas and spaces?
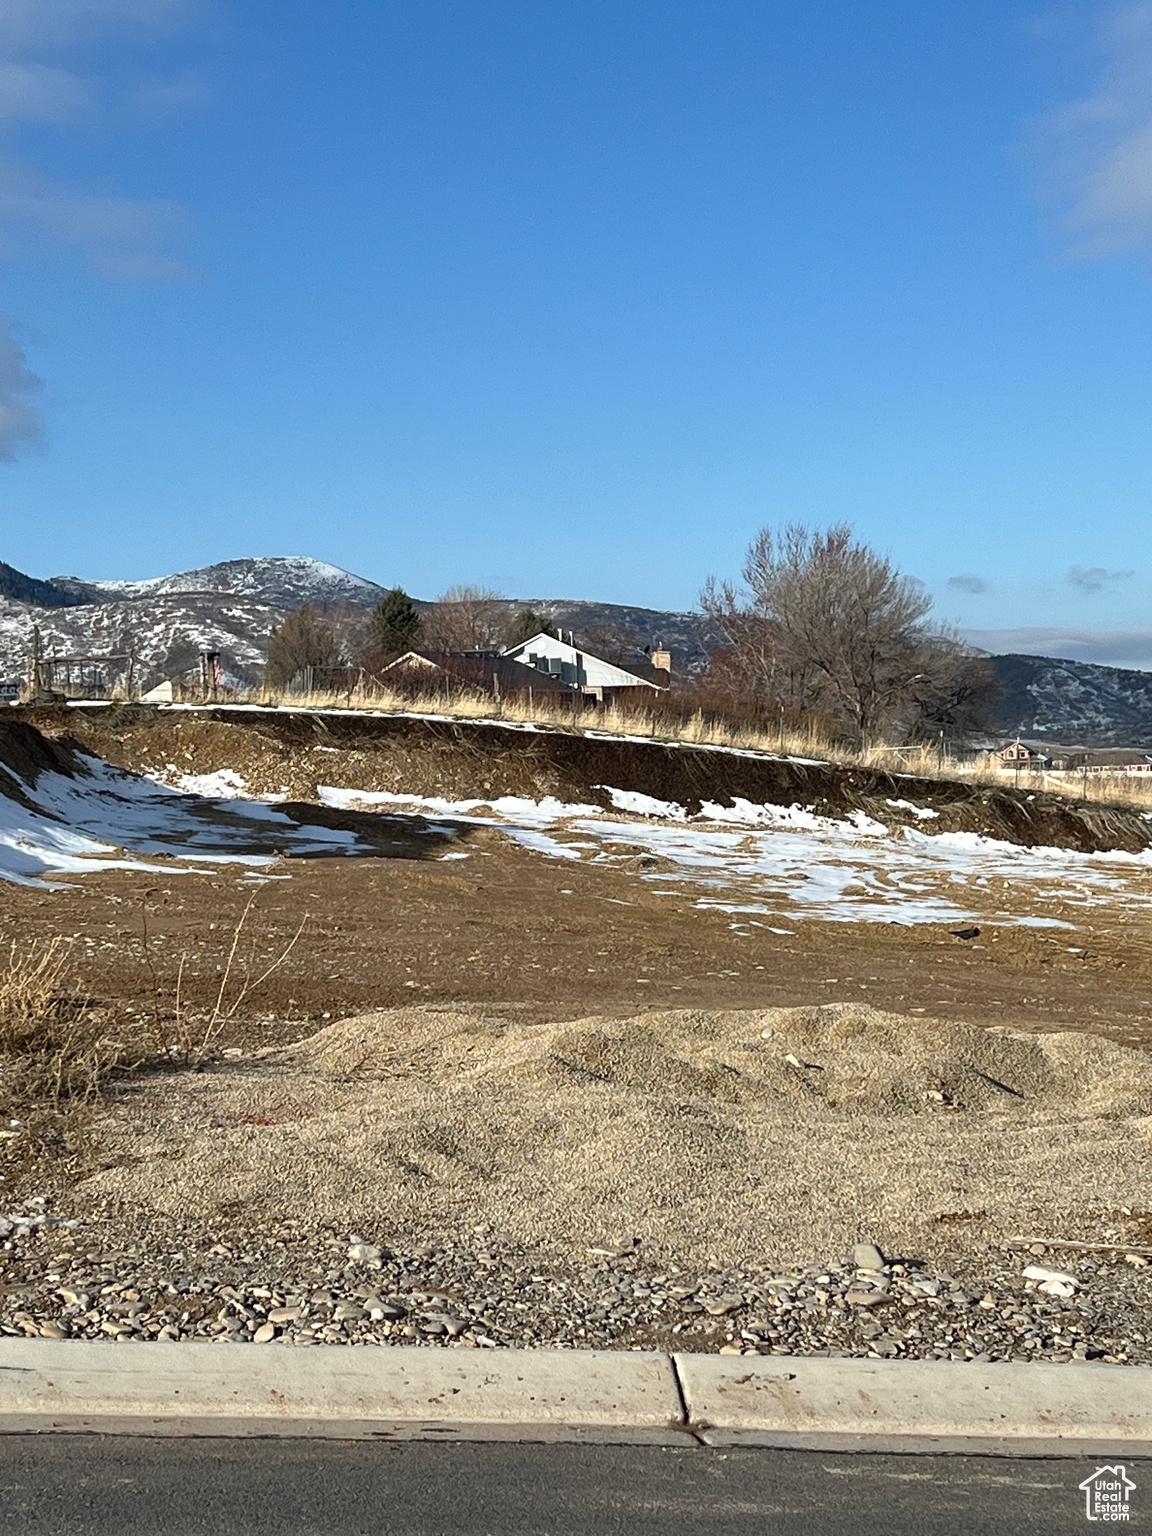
0, 1340, 687, 1443
2, 1340, 1152, 1453
676, 1355, 1152, 1455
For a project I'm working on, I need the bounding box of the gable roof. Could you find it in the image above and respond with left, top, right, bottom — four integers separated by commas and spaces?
379, 649, 573, 692
503, 632, 665, 690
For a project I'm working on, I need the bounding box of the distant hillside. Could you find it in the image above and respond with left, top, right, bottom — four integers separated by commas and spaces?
0, 561, 96, 608
990, 653, 1152, 746
0, 557, 722, 689
3, 553, 1151, 742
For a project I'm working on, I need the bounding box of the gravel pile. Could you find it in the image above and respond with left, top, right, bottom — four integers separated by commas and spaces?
69, 1006, 1152, 1273
1, 1208, 1149, 1365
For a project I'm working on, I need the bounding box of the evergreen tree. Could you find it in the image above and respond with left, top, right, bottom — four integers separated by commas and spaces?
504, 608, 550, 647
369, 587, 422, 653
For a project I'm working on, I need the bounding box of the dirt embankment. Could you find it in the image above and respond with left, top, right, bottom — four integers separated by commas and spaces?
20, 704, 1152, 853
0, 720, 93, 811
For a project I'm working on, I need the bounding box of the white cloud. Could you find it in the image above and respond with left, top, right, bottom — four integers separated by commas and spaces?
0, 166, 191, 279
0, 314, 43, 459
964, 627, 1152, 667
0, 2, 208, 281
0, 63, 87, 120
1034, 3, 1152, 257
1066, 563, 1136, 592
128, 70, 209, 118
0, 2, 196, 53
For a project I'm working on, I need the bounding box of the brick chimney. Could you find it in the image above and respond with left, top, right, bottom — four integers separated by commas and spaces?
651, 644, 671, 678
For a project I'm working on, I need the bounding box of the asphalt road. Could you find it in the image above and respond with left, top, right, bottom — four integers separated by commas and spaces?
0, 1439, 1145, 1536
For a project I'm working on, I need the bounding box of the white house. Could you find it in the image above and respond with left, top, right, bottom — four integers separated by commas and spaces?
502, 631, 669, 702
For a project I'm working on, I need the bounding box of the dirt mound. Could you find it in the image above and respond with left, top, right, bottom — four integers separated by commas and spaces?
0, 722, 90, 810
276, 1003, 1152, 1117
28, 704, 1152, 854
75, 1004, 1152, 1269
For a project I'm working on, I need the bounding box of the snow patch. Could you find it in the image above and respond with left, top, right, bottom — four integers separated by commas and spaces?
0, 754, 369, 886
887, 798, 939, 820
313, 782, 1152, 927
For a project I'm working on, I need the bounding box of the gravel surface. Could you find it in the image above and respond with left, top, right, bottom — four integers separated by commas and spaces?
65, 1006, 1152, 1272
2, 1208, 1149, 1365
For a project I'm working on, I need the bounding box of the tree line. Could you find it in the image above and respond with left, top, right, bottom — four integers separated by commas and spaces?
266, 524, 1000, 747
265, 586, 549, 689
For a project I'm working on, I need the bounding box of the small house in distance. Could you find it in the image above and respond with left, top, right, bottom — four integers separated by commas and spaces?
378, 649, 574, 702
985, 739, 1053, 770
502, 631, 670, 705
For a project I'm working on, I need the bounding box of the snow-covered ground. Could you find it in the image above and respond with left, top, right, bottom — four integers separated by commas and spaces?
0, 756, 363, 887
8, 745, 1152, 928
317, 785, 1152, 928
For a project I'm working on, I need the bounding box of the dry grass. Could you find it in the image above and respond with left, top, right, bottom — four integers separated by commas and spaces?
194, 681, 1152, 813
0, 939, 148, 1192
0, 939, 134, 1113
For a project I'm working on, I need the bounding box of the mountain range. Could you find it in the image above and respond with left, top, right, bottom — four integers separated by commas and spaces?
3, 555, 1152, 745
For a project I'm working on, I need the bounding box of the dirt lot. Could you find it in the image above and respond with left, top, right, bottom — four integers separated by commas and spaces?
1, 822, 1149, 1054
1, 703, 1150, 1052
5, 705, 1152, 1295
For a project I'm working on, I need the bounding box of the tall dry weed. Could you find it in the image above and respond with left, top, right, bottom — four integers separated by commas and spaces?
0, 939, 132, 1113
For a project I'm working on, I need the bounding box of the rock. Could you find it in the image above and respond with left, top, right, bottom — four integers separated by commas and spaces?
703, 1296, 745, 1316
367, 1299, 407, 1321
252, 1322, 277, 1343
1038, 1280, 1077, 1299
1022, 1265, 1078, 1297
347, 1243, 382, 1264
38, 1320, 67, 1340
852, 1243, 886, 1272
333, 1302, 368, 1322
718, 1343, 744, 1355
267, 1306, 302, 1324
846, 1287, 889, 1307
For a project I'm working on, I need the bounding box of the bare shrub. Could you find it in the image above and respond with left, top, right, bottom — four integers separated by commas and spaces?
421, 585, 508, 651
266, 605, 345, 688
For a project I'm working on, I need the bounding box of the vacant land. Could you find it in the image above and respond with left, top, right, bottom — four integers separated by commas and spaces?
3, 705, 1152, 1364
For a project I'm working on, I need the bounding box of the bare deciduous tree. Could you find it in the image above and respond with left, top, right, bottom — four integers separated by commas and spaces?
265, 605, 344, 687
702, 523, 996, 745
421, 585, 508, 650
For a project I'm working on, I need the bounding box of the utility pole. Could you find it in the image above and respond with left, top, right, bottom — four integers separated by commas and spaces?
28, 625, 41, 700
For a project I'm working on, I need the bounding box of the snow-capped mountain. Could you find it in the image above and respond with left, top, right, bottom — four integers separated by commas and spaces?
0, 557, 722, 689
63, 557, 388, 612
0, 557, 386, 689
3, 554, 1152, 743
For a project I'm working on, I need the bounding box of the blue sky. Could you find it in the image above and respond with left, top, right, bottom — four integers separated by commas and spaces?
1, 2, 1152, 662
